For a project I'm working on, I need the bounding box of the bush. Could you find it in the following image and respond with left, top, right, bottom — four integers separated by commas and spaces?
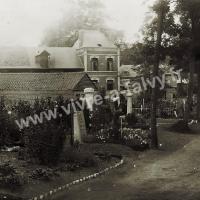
95, 129, 111, 143
24, 122, 67, 165
21, 97, 70, 165
0, 97, 72, 166
125, 113, 138, 128
125, 113, 149, 129
82, 135, 97, 143
62, 147, 97, 168
90, 104, 113, 133
169, 120, 191, 133
122, 128, 150, 150
0, 162, 26, 189
0, 97, 22, 148
0, 194, 25, 200
0, 162, 16, 176
2, 174, 26, 188
30, 168, 59, 181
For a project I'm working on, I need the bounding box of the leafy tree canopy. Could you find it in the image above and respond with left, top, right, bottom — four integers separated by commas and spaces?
41, 0, 123, 47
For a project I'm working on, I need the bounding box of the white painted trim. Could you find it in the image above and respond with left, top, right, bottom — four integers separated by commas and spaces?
76, 47, 118, 51
105, 56, 115, 60
87, 71, 117, 73
106, 78, 115, 82
89, 75, 117, 77
88, 54, 117, 56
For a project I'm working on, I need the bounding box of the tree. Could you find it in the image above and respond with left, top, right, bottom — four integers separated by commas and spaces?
176, 0, 200, 122
41, 0, 123, 47
150, 0, 170, 149
138, 0, 200, 125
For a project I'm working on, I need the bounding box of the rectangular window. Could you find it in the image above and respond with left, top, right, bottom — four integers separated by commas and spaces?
107, 80, 114, 91
107, 58, 114, 71
92, 80, 99, 84
91, 58, 99, 71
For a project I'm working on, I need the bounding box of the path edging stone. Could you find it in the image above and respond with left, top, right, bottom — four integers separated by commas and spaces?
30, 159, 124, 200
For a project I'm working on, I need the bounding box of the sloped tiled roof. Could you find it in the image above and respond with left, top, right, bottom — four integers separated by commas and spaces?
77, 30, 116, 48
0, 47, 82, 69
0, 72, 94, 91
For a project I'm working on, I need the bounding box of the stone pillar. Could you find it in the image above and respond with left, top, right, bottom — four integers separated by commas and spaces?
84, 88, 95, 111
126, 91, 133, 114
73, 112, 82, 143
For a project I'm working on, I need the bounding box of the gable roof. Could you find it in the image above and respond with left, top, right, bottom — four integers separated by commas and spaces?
77, 30, 116, 48
0, 72, 96, 91
36, 50, 50, 57
0, 47, 82, 69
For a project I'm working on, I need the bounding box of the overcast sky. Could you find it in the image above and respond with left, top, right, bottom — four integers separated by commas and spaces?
0, 0, 156, 46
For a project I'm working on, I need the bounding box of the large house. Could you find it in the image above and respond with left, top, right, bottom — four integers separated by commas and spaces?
0, 30, 120, 103
120, 65, 182, 101
75, 30, 120, 91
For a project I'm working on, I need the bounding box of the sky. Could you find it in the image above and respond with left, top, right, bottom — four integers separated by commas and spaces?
0, 0, 156, 46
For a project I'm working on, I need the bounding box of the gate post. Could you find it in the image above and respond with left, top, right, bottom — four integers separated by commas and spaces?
84, 88, 95, 111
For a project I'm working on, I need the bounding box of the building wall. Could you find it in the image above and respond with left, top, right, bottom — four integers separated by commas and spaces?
77, 47, 119, 91
86, 71, 117, 89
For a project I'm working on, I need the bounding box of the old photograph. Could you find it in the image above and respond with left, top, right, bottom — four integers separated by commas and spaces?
0, 0, 200, 199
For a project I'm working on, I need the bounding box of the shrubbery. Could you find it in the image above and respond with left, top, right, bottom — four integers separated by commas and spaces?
0, 97, 22, 148
0, 162, 26, 189
24, 122, 67, 165
30, 168, 59, 181
122, 128, 150, 150
169, 120, 191, 133
0, 97, 72, 165
22, 97, 70, 165
61, 147, 97, 168
125, 113, 149, 129
89, 98, 150, 150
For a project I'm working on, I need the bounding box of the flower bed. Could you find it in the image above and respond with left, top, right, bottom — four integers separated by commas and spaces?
95, 128, 112, 143
121, 128, 150, 150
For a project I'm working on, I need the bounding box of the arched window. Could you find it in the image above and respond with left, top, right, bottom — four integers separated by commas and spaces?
107, 58, 114, 71
91, 58, 99, 71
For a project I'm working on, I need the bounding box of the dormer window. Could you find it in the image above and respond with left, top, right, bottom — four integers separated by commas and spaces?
91, 58, 99, 71
35, 50, 50, 68
107, 58, 114, 71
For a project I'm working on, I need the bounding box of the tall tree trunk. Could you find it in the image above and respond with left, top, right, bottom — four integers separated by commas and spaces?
197, 61, 200, 122
184, 60, 195, 122
150, 2, 165, 149
184, 19, 196, 123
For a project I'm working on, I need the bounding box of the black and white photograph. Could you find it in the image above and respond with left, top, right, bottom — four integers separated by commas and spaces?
0, 0, 200, 199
